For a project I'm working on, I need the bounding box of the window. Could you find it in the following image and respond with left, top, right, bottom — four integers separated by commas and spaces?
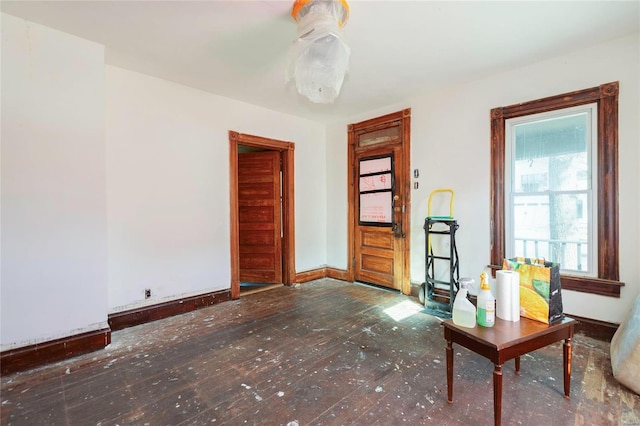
490, 82, 624, 297
505, 104, 597, 276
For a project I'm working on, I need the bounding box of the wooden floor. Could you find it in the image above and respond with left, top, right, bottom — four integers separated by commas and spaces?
1, 279, 638, 425
240, 282, 284, 296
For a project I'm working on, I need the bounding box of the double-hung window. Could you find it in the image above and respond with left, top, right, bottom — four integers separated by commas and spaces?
490, 82, 624, 297
505, 104, 597, 276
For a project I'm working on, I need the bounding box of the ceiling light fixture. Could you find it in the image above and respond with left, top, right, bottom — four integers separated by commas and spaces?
288, 0, 350, 104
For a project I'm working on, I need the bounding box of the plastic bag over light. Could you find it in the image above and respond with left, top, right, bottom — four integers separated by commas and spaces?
287, 0, 350, 104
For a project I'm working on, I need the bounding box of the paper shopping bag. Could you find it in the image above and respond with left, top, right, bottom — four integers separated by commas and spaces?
502, 257, 564, 324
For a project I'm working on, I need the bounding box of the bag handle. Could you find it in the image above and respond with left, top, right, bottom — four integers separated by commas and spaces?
516, 257, 547, 266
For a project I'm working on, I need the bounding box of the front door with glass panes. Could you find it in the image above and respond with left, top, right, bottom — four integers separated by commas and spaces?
348, 110, 411, 294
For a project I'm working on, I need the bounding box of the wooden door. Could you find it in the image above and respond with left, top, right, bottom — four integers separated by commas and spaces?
348, 110, 411, 294
238, 151, 282, 283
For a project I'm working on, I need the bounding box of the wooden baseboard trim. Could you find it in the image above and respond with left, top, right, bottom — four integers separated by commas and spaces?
326, 268, 349, 281
566, 313, 619, 342
296, 268, 327, 283
109, 289, 231, 331
295, 267, 349, 283
1, 328, 111, 376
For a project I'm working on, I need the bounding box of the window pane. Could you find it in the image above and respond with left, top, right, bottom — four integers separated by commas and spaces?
358, 126, 401, 147
512, 193, 589, 273
513, 113, 589, 192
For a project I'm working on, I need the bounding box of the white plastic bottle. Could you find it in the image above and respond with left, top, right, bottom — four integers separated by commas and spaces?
477, 272, 496, 327
452, 278, 476, 328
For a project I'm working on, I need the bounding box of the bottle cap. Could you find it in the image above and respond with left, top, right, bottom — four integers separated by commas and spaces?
480, 272, 490, 290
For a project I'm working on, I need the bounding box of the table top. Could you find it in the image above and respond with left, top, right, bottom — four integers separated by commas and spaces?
443, 316, 576, 351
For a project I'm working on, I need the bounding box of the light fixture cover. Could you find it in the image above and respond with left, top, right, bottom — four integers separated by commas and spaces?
288, 0, 351, 104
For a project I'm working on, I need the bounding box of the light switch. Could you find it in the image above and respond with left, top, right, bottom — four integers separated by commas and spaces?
413, 169, 419, 178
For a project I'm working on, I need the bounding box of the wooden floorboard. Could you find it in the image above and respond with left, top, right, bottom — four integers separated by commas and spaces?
1, 278, 638, 425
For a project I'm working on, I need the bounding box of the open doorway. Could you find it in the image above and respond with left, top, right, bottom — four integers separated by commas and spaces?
229, 131, 296, 299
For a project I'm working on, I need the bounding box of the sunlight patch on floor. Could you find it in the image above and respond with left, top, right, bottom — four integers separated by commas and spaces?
383, 299, 423, 322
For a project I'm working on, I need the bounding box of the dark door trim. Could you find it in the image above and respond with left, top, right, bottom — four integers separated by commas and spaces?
229, 131, 295, 299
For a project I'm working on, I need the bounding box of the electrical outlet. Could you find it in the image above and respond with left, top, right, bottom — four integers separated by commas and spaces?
145, 289, 151, 299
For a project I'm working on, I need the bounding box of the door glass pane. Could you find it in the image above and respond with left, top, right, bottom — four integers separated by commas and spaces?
360, 156, 391, 174
359, 154, 393, 225
360, 192, 392, 223
359, 173, 392, 191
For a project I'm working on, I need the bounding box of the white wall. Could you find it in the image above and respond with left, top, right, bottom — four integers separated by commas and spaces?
106, 66, 327, 311
1, 14, 108, 349
1, 13, 327, 350
327, 33, 640, 324
325, 124, 349, 269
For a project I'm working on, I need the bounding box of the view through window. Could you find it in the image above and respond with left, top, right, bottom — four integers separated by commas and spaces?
505, 104, 597, 275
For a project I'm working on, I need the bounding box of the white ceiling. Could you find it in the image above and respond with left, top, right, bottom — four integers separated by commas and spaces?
2, 1, 639, 124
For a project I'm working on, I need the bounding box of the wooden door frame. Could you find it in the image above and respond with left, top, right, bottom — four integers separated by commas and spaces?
347, 109, 412, 295
229, 131, 295, 299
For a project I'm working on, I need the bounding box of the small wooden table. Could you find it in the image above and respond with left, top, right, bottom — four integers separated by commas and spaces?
443, 316, 576, 426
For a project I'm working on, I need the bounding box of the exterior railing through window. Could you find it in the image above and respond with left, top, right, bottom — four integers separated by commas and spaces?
514, 238, 587, 273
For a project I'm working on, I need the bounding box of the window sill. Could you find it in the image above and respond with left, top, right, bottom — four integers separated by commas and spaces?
560, 275, 624, 297
488, 265, 624, 298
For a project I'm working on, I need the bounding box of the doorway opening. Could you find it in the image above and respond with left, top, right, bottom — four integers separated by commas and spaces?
229, 131, 296, 299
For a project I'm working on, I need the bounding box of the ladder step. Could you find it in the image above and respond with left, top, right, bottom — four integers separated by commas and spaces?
428, 255, 454, 261
427, 279, 456, 287
425, 230, 456, 235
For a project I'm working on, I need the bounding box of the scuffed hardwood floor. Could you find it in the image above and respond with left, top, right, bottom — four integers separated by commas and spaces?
1, 279, 638, 425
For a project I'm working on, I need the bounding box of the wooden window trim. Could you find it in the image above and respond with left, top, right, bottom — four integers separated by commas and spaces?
489, 82, 624, 297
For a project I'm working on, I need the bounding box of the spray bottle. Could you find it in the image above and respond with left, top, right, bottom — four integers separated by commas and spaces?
477, 272, 495, 327
452, 278, 476, 328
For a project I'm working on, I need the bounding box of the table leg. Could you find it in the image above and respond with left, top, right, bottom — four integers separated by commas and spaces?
515, 356, 520, 375
447, 339, 453, 404
563, 337, 572, 398
493, 364, 503, 426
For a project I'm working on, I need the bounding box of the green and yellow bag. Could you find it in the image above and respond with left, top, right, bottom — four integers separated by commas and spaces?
502, 257, 564, 324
